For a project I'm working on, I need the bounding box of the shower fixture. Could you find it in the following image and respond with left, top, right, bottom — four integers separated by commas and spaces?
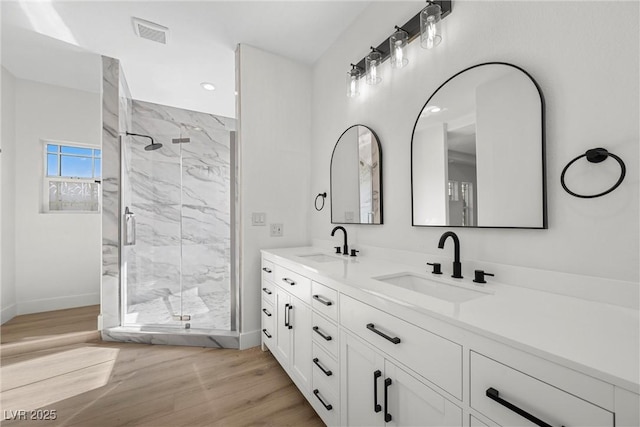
126, 132, 163, 151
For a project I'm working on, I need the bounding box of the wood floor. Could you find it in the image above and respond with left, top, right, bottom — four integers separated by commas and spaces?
0, 306, 323, 426
1, 305, 100, 344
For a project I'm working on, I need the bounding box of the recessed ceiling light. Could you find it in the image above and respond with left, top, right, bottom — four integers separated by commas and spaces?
428, 106, 442, 113
200, 82, 216, 91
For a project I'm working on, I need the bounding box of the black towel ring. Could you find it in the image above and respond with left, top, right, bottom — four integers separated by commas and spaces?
560, 148, 626, 199
315, 192, 327, 211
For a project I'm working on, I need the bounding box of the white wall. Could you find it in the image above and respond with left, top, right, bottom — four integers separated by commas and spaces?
13, 79, 102, 315
310, 2, 639, 285
237, 44, 312, 347
1, 67, 17, 323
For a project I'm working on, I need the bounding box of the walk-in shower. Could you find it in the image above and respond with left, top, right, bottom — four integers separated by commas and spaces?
116, 100, 238, 345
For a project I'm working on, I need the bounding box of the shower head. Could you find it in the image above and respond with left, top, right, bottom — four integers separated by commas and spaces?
126, 132, 162, 152
144, 142, 163, 151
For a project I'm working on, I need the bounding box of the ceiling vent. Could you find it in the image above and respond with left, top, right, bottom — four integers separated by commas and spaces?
132, 17, 169, 44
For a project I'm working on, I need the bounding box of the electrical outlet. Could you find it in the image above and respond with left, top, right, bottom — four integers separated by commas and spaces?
252, 212, 266, 226
270, 223, 283, 237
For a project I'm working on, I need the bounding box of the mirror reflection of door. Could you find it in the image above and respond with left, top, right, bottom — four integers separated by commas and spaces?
331, 125, 383, 225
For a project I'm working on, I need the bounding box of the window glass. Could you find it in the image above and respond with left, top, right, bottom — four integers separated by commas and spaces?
94, 158, 102, 178
47, 154, 59, 176
61, 155, 93, 178
61, 146, 93, 156
47, 144, 59, 153
94, 149, 102, 158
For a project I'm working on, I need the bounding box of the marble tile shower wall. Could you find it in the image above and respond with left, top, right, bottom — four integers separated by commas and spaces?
123, 100, 234, 330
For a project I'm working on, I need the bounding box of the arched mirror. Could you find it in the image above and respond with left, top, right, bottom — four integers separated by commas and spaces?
331, 125, 383, 224
411, 62, 546, 228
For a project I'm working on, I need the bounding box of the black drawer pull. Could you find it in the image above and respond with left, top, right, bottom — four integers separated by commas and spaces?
366, 323, 401, 344
373, 370, 382, 413
312, 358, 333, 376
262, 267, 272, 273
262, 329, 271, 338
262, 308, 272, 317
282, 278, 296, 286
284, 303, 290, 328
486, 388, 553, 427
313, 389, 333, 411
313, 326, 332, 341
262, 287, 272, 295
384, 378, 392, 422
287, 304, 293, 329
313, 294, 333, 306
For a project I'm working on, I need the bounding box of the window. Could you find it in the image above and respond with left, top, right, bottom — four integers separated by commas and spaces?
44, 142, 101, 212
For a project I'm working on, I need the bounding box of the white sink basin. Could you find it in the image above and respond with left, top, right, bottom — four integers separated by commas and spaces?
297, 253, 344, 263
373, 272, 491, 303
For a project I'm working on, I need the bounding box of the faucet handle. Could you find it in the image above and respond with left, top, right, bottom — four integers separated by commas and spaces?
473, 270, 494, 284
334, 246, 341, 254
427, 262, 442, 275
350, 249, 359, 257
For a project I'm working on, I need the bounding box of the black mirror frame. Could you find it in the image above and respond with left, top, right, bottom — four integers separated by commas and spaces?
410, 62, 547, 229
330, 124, 384, 225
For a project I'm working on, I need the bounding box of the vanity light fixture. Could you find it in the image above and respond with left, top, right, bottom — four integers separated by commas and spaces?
200, 82, 216, 91
390, 26, 409, 69
346, 64, 362, 97
346, 0, 452, 97
365, 47, 383, 85
420, 2, 443, 49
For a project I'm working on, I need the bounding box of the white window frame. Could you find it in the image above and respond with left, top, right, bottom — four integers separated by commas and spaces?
42, 139, 102, 214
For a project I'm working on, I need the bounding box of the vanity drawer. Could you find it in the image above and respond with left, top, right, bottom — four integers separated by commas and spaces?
261, 300, 275, 347
311, 281, 338, 322
312, 312, 339, 358
262, 259, 275, 283
310, 384, 339, 427
275, 265, 311, 303
261, 280, 274, 305
340, 295, 462, 399
312, 343, 339, 397
470, 351, 614, 426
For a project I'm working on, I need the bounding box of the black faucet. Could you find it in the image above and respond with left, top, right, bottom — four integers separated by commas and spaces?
438, 231, 463, 279
331, 226, 349, 256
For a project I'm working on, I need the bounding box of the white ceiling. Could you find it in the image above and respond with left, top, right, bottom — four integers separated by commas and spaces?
1, 1, 371, 118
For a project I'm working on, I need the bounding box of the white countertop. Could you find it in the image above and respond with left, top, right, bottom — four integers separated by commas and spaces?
262, 246, 640, 393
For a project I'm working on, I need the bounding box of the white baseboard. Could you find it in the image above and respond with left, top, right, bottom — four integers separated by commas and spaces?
17, 293, 100, 315
239, 329, 260, 350
1, 303, 17, 324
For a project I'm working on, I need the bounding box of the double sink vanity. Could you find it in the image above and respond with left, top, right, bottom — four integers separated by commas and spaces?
260, 246, 639, 426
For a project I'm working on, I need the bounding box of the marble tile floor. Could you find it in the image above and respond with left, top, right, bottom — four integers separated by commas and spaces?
125, 287, 230, 330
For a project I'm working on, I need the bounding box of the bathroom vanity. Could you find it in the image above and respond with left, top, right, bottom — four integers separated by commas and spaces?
261, 247, 639, 426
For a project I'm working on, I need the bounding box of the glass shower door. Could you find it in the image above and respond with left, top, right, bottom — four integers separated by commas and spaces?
122, 132, 184, 328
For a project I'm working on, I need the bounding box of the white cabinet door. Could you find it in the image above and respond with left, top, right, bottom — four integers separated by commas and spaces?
290, 294, 312, 393
273, 286, 291, 367
341, 332, 385, 427
385, 361, 462, 427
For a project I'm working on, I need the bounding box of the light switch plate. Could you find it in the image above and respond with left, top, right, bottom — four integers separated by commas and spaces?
252, 212, 266, 226
270, 223, 283, 237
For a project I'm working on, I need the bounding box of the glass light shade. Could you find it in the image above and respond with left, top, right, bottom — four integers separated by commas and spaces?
420, 3, 442, 49
346, 67, 362, 97
390, 29, 409, 69
365, 50, 382, 85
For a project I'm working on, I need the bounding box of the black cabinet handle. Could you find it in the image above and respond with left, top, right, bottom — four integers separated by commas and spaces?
262, 267, 272, 273
312, 358, 332, 376
312, 294, 333, 306
366, 323, 401, 344
284, 303, 290, 327
262, 287, 272, 295
262, 308, 272, 317
282, 278, 296, 286
287, 304, 293, 329
373, 370, 382, 413
262, 329, 271, 338
313, 389, 333, 411
384, 378, 392, 422
313, 326, 332, 341
486, 388, 553, 427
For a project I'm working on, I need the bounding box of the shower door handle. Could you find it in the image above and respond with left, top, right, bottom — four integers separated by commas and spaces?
124, 207, 136, 246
